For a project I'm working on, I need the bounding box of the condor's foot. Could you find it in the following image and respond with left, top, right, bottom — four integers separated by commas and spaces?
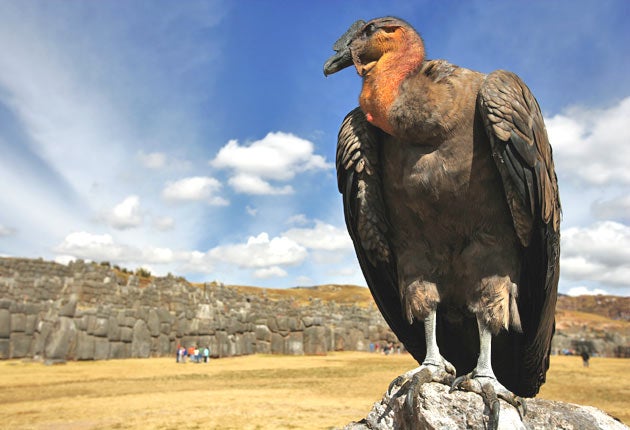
387, 358, 456, 418
450, 373, 526, 430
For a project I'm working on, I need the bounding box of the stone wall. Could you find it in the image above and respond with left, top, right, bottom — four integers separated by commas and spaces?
0, 258, 397, 361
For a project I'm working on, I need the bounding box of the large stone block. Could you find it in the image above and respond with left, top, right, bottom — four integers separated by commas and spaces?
10, 332, 32, 358
32, 321, 53, 357
286, 331, 304, 355
216, 331, 229, 357
131, 319, 151, 358
109, 342, 129, 359
227, 318, 245, 335
0, 309, 10, 338
10, 313, 26, 332
198, 319, 213, 335
45, 317, 77, 360
58, 294, 77, 317
0, 339, 9, 359
94, 337, 110, 360
288, 317, 302, 331
107, 317, 121, 341
255, 340, 270, 354
120, 326, 133, 343
25, 315, 38, 335
175, 317, 188, 338
147, 309, 160, 337
267, 316, 279, 333
24, 303, 40, 315
243, 332, 255, 355
157, 334, 171, 356
74, 315, 88, 331
188, 318, 199, 336
75, 332, 95, 360
276, 316, 290, 333
255, 324, 271, 342
270, 332, 285, 355
196, 304, 213, 320
304, 326, 327, 355
90, 317, 110, 337
0, 299, 12, 310
160, 322, 171, 335
156, 308, 173, 324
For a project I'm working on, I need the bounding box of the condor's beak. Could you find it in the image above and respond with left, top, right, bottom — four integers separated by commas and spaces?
323, 49, 354, 76
323, 19, 365, 76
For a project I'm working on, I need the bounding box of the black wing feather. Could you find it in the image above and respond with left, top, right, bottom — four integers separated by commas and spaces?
479, 71, 561, 396
336, 107, 425, 362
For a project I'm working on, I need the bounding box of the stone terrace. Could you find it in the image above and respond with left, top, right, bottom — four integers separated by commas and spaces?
0, 257, 397, 361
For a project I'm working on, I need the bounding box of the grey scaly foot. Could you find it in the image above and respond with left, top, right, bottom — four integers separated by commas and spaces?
450, 374, 526, 430
387, 358, 456, 422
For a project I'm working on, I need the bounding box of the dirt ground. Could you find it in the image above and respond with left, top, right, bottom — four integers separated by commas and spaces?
0, 352, 627, 429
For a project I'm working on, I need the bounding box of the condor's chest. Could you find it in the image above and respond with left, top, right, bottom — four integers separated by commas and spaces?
380, 129, 502, 229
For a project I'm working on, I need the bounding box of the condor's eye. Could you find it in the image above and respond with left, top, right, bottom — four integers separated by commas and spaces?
364, 23, 377, 37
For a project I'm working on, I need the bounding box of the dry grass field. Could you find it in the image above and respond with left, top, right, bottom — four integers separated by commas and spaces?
0, 353, 628, 429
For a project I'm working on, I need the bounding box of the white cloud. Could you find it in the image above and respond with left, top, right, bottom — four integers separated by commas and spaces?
561, 221, 630, 287
54, 231, 195, 269
208, 232, 307, 269
286, 214, 309, 225
0, 225, 16, 237
254, 266, 288, 279
55, 232, 128, 262
105, 195, 143, 229
295, 275, 313, 286
245, 206, 258, 217
547, 96, 630, 186
228, 173, 293, 195
566, 286, 609, 297
162, 176, 228, 205
153, 216, 175, 231
591, 195, 630, 222
210, 132, 332, 195
137, 151, 192, 171
138, 151, 167, 169
283, 220, 353, 251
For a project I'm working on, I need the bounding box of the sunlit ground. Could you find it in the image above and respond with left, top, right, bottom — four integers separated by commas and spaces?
0, 353, 627, 429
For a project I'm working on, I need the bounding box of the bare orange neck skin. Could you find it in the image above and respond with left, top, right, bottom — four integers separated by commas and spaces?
359, 39, 424, 136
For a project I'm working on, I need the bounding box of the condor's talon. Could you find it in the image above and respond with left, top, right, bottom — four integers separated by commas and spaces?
387, 375, 408, 395
497, 393, 527, 418
404, 367, 433, 412
481, 382, 500, 430
449, 374, 470, 393
519, 397, 527, 417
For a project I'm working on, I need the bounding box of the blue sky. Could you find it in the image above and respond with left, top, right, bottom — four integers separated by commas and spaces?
1, 1, 629, 296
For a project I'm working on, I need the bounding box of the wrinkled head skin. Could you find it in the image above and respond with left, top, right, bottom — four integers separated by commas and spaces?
323, 17, 421, 77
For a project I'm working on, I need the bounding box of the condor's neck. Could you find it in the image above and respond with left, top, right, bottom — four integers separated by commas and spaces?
359, 48, 424, 136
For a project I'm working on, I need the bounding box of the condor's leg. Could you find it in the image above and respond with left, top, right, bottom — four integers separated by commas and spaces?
388, 280, 455, 396
450, 276, 526, 429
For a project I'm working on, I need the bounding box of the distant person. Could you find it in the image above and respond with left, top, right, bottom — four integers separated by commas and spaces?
203, 347, 210, 363
188, 346, 195, 362
581, 351, 590, 367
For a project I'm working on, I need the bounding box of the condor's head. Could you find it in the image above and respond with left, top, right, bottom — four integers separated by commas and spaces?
323, 17, 425, 78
